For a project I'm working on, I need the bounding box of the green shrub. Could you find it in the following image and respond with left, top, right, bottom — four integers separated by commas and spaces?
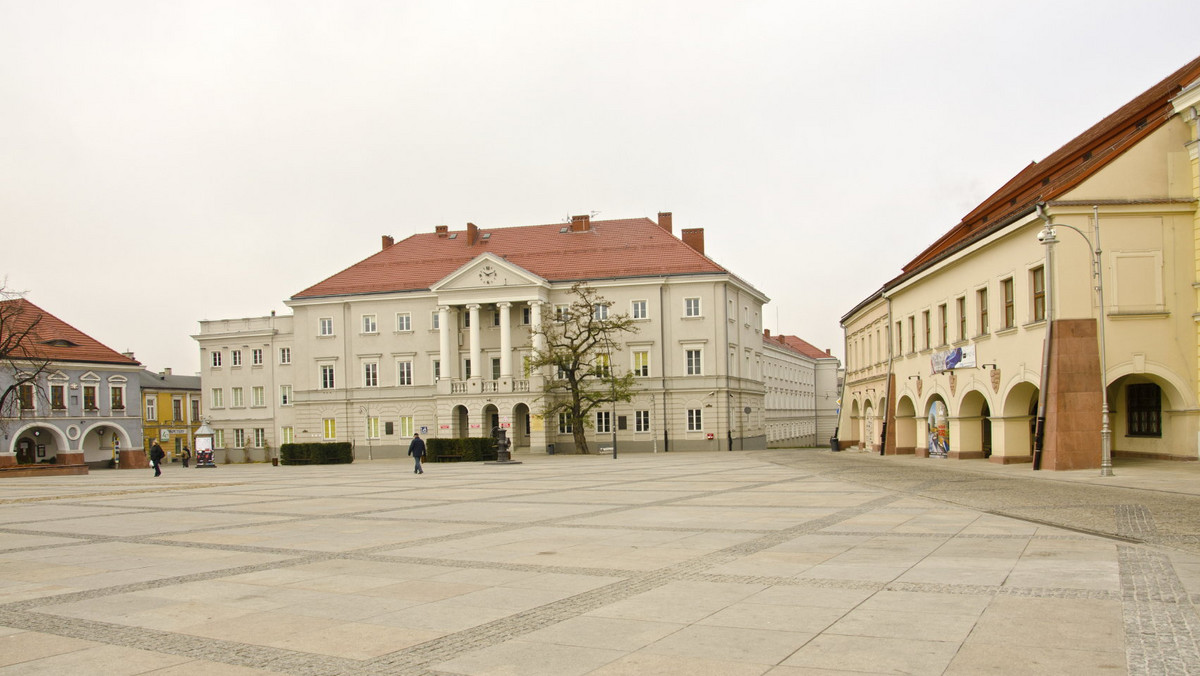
279, 442, 354, 465
425, 437, 497, 462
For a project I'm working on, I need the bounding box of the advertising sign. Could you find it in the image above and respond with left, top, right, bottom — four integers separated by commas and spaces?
928, 400, 949, 458
931, 345, 976, 373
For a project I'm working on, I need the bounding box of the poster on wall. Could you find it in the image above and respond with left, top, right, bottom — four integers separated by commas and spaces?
931, 345, 976, 373
928, 401, 949, 458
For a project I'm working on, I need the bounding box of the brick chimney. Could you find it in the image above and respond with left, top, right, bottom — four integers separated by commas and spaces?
467, 222, 479, 245
435, 225, 448, 238
658, 211, 672, 233
681, 228, 705, 255
160, 368, 172, 376
763, 329, 771, 338
381, 235, 394, 250
570, 214, 590, 232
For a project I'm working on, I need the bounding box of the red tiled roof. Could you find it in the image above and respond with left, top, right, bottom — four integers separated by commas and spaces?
765, 333, 834, 360
894, 53, 1200, 284
293, 217, 727, 299
0, 299, 140, 366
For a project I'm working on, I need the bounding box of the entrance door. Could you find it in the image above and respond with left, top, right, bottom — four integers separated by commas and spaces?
981, 402, 992, 459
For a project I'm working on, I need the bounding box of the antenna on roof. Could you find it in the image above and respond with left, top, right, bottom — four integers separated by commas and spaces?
590, 211, 600, 218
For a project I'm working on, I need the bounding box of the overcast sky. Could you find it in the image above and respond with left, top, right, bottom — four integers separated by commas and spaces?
3, 1, 1199, 374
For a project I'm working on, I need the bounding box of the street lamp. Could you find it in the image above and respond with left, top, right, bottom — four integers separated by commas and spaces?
1037, 205, 1113, 477
601, 330, 617, 459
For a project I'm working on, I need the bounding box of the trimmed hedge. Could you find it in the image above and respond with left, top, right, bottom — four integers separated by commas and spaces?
425, 437, 498, 462
280, 442, 354, 465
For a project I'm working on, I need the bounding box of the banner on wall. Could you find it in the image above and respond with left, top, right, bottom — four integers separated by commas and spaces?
928, 400, 949, 458
931, 345, 976, 373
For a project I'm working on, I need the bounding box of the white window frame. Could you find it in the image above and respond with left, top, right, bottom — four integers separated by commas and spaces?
631, 300, 647, 320
319, 317, 334, 336
253, 428, 265, 448
211, 351, 222, 367
596, 410, 611, 434
211, 388, 224, 408
320, 364, 336, 390
231, 350, 242, 367
280, 384, 292, 406
635, 409, 651, 432
362, 314, 378, 334
279, 347, 291, 364
233, 428, 246, 448
685, 349, 703, 376
398, 416, 414, 437
251, 386, 265, 407
252, 348, 264, 365
558, 413, 573, 434
684, 297, 701, 318
231, 387, 244, 408
397, 360, 413, 386
323, 418, 336, 440
395, 313, 412, 332
280, 426, 294, 445
366, 416, 380, 440
593, 303, 609, 320
363, 362, 379, 388
687, 408, 703, 431
633, 350, 650, 377
214, 429, 225, 449
145, 396, 157, 421
431, 311, 440, 330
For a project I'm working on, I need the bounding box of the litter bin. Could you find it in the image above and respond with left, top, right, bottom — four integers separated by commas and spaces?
546, 444, 555, 455
830, 437, 840, 452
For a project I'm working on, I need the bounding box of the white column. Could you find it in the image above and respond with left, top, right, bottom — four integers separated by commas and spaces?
498, 302, 513, 378
530, 301, 546, 375
438, 305, 451, 380
468, 304, 481, 380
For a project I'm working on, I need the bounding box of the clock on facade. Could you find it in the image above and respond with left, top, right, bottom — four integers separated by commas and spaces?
478, 265, 498, 284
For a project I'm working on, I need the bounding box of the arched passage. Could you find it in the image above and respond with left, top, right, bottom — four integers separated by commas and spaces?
996, 381, 1039, 462
1108, 373, 1192, 460
512, 403, 531, 449
848, 399, 862, 447
955, 390, 992, 460
452, 405, 469, 438
894, 395, 917, 454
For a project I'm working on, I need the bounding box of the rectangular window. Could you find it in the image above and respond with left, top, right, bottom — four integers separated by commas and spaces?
895, 321, 903, 354
366, 416, 380, 439
522, 355, 532, 377
398, 416, 414, 437
233, 428, 246, 448
558, 413, 573, 434
211, 351, 222, 367
977, 288, 989, 334
938, 304, 948, 346
684, 297, 701, 317
1127, 383, 1162, 437
596, 353, 611, 377
145, 396, 157, 421
362, 314, 377, 334
280, 426, 294, 445
492, 358, 501, 380
555, 304, 569, 321
211, 388, 224, 408
492, 309, 501, 326
319, 317, 334, 336
593, 303, 609, 320
395, 313, 411, 331
280, 384, 292, 406
685, 349, 702, 375
633, 350, 650, 377
363, 362, 378, 387
110, 386, 124, 411
1032, 266, 1046, 322
432, 359, 441, 381
51, 385, 65, 410
252, 348, 263, 365
431, 311, 440, 330
687, 408, 703, 431
1002, 278, 1015, 329
251, 386, 265, 407
83, 385, 98, 411
463, 312, 471, 328
323, 418, 337, 440
397, 360, 413, 386
521, 307, 531, 325
907, 317, 916, 353
596, 410, 611, 433
231, 387, 244, 408
14, 383, 33, 410
173, 397, 183, 421
320, 365, 335, 389
956, 297, 967, 342
214, 429, 225, 449
635, 410, 651, 432
279, 347, 291, 364
254, 428, 265, 448
631, 300, 647, 319
464, 359, 472, 379
191, 398, 200, 422
922, 310, 930, 350
231, 350, 242, 366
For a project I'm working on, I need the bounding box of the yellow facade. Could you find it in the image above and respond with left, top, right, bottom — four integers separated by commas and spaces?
138, 370, 202, 462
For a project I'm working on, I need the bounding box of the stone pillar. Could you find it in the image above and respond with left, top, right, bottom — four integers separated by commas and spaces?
438, 305, 451, 381
530, 301, 545, 373
498, 302, 513, 378
468, 304, 481, 380
1043, 318, 1102, 470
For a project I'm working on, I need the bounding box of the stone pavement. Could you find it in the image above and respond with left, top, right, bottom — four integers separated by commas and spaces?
0, 449, 1197, 675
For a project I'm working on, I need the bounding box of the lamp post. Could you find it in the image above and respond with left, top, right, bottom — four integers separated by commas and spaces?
1037, 206, 1113, 477
601, 330, 617, 459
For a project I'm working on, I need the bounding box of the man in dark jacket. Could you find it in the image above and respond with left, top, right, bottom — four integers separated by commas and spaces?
408, 433, 426, 474
150, 442, 165, 477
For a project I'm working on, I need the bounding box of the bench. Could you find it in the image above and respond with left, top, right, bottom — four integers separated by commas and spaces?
434, 454, 463, 463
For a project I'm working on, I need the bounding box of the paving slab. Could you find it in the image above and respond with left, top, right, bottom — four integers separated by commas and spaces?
0, 450, 1197, 674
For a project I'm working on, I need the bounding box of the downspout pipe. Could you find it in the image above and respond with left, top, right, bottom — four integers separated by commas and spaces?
1033, 203, 1055, 470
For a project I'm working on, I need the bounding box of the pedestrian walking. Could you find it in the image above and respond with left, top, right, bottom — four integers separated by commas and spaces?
150, 442, 165, 477
408, 433, 426, 474
181, 445, 191, 468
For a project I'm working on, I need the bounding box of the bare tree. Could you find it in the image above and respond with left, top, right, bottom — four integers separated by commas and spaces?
0, 284, 50, 434
528, 282, 638, 454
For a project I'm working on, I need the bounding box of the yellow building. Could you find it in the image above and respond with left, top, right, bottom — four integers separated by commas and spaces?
138, 369, 202, 461
840, 54, 1200, 469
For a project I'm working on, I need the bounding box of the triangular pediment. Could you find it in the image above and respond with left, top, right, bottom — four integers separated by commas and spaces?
431, 253, 546, 292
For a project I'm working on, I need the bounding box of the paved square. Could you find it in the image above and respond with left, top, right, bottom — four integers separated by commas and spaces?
0, 450, 1198, 674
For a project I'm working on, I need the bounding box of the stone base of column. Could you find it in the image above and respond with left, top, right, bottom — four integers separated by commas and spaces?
119, 449, 150, 469
0, 455, 16, 468
55, 452, 85, 466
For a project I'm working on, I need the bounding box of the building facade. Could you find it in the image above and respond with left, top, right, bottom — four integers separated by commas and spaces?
195, 213, 821, 458
762, 330, 840, 448
838, 54, 1200, 468
1, 300, 143, 469
138, 368, 202, 463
